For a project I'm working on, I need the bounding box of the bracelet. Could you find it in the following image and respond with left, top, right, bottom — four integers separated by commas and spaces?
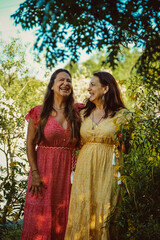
31, 169, 38, 175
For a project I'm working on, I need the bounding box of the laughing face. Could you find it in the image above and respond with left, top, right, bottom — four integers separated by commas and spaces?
51, 71, 72, 98
88, 76, 108, 104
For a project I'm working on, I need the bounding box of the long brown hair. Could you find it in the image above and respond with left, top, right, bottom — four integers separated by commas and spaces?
83, 72, 126, 118
35, 68, 81, 144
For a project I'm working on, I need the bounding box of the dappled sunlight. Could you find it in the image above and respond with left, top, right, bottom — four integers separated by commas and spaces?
55, 223, 63, 234
34, 235, 43, 240
42, 176, 48, 185
53, 200, 68, 235
42, 172, 54, 185
36, 214, 47, 231
78, 193, 86, 202
104, 202, 111, 219
1, 4, 159, 237
90, 214, 96, 229
65, 223, 87, 240
98, 214, 103, 224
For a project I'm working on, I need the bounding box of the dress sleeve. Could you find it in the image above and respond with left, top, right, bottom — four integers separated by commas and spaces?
115, 108, 132, 126
25, 105, 42, 128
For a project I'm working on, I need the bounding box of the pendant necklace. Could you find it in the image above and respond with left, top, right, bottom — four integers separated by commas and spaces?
92, 111, 105, 130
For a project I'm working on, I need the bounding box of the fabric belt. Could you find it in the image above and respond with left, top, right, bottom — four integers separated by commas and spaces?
38, 146, 74, 150
85, 142, 114, 146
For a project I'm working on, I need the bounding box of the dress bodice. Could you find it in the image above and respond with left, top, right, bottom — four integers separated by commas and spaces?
25, 104, 83, 149
80, 108, 129, 145
41, 116, 73, 148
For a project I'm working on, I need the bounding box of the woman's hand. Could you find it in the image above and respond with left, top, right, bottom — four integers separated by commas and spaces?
29, 171, 46, 197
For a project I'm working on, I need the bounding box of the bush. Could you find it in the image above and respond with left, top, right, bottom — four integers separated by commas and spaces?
117, 79, 160, 239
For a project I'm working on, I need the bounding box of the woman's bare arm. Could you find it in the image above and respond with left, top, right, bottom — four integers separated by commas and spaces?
26, 118, 37, 170
26, 118, 46, 197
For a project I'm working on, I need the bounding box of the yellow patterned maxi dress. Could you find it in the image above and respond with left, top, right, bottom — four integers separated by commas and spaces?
65, 109, 128, 240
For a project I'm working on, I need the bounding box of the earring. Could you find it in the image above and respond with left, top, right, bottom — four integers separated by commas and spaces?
102, 95, 105, 100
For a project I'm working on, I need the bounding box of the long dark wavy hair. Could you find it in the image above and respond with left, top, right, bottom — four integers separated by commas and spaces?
35, 68, 81, 145
83, 72, 126, 118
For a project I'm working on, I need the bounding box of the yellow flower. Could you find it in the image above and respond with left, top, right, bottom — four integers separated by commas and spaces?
149, 157, 153, 162
130, 94, 136, 100
9, 161, 16, 168
118, 80, 125, 85
112, 118, 118, 124
115, 126, 120, 132
128, 226, 136, 233
8, 206, 12, 213
114, 166, 120, 171
135, 109, 142, 116
13, 212, 19, 222
119, 176, 127, 183
135, 117, 140, 122
128, 219, 135, 233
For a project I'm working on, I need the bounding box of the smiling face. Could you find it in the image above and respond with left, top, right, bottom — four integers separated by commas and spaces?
88, 76, 108, 104
51, 71, 72, 98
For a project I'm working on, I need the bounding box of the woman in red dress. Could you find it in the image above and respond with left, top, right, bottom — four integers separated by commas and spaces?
21, 69, 82, 240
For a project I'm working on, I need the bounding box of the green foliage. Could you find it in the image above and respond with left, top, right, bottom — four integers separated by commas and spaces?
0, 97, 28, 235
0, 221, 22, 240
0, 38, 27, 77
0, 39, 47, 237
0, 39, 46, 114
11, 0, 160, 73
114, 77, 160, 239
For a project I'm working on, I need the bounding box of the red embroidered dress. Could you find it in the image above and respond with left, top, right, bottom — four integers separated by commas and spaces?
21, 105, 80, 240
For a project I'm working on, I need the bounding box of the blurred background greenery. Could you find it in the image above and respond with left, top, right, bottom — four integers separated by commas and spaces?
0, 0, 160, 239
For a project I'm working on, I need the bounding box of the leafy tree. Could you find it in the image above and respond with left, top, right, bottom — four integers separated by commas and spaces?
0, 38, 47, 113
0, 95, 27, 224
11, 0, 160, 81
0, 39, 47, 237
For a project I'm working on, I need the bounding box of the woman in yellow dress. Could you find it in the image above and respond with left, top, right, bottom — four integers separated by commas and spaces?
65, 72, 130, 240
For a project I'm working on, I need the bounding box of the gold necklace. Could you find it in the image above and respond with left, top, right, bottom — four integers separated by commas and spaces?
52, 105, 65, 111
92, 111, 105, 130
